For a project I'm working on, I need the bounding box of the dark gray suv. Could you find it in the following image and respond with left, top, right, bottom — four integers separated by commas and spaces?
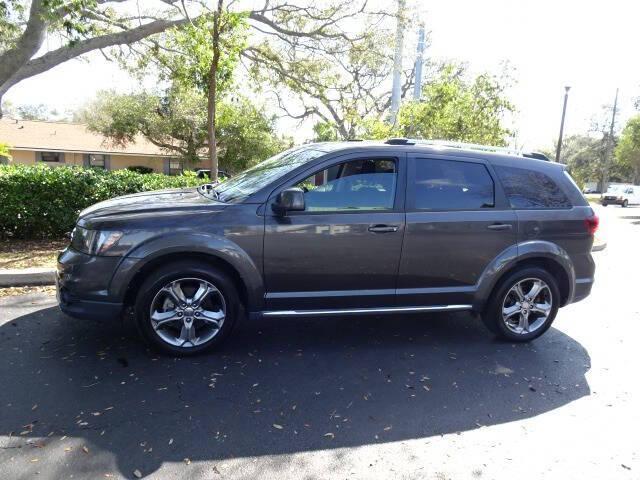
57, 139, 598, 355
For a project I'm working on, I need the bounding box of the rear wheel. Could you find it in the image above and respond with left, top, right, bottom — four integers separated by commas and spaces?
602, 203, 608, 207
134, 261, 240, 356
482, 267, 560, 342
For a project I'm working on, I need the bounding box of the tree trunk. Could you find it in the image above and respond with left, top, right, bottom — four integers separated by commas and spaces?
206, 0, 224, 183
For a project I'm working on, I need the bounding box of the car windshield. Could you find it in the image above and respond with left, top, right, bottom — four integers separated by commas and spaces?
606, 185, 623, 193
214, 146, 327, 203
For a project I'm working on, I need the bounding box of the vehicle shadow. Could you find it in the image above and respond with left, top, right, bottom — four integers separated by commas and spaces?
0, 301, 591, 478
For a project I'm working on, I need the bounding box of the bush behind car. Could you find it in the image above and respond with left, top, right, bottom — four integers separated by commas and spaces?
0, 164, 203, 239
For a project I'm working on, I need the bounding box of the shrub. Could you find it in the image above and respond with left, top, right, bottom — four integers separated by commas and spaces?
0, 164, 203, 239
126, 165, 154, 174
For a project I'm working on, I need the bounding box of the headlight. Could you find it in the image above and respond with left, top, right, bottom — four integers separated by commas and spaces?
71, 227, 123, 256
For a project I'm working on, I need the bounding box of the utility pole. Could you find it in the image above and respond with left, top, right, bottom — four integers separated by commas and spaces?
413, 23, 425, 101
555, 86, 571, 163
389, 0, 406, 125
601, 88, 619, 195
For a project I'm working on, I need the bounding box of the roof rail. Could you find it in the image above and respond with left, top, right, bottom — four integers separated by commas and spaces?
385, 137, 415, 145
413, 139, 550, 161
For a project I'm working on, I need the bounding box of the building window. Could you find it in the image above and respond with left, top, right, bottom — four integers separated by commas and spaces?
38, 151, 64, 163
169, 159, 183, 176
88, 154, 107, 169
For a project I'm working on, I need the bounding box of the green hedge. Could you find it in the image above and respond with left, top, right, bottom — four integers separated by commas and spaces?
0, 164, 204, 239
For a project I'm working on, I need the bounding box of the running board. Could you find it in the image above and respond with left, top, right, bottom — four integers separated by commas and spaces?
262, 305, 473, 317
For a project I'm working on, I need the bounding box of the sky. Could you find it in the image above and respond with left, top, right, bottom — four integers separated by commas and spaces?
4, 0, 638, 151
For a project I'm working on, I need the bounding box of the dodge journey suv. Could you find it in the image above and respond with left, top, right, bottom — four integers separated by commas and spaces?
57, 139, 597, 355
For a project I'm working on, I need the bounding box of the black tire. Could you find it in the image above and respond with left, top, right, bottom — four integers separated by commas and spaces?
602, 203, 608, 207
134, 260, 240, 356
481, 266, 560, 342
622, 199, 629, 208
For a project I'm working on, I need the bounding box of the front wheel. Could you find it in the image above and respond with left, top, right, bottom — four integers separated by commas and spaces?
482, 267, 560, 342
622, 199, 629, 208
134, 261, 240, 356
602, 203, 608, 207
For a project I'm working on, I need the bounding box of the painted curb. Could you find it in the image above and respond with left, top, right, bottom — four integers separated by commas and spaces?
0, 268, 56, 287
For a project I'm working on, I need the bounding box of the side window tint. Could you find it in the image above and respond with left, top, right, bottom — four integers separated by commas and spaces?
295, 159, 396, 212
496, 165, 571, 209
413, 159, 494, 210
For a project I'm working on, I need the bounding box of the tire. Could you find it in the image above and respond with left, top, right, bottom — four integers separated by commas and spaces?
134, 260, 240, 356
622, 199, 629, 208
602, 203, 608, 207
481, 267, 560, 342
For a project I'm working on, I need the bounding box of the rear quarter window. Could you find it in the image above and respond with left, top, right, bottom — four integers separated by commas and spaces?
495, 165, 572, 209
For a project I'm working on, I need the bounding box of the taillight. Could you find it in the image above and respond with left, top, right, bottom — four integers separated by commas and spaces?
585, 213, 599, 236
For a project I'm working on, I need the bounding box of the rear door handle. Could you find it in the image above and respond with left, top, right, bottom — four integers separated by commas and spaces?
368, 224, 399, 233
487, 223, 513, 231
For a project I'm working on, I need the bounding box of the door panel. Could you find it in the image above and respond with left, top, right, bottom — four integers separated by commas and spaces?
264, 212, 404, 309
263, 153, 406, 311
397, 210, 517, 306
397, 155, 517, 307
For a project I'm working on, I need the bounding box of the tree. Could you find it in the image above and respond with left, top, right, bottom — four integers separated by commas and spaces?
616, 115, 640, 184
246, 18, 412, 140
362, 62, 515, 145
0, 0, 198, 115
80, 88, 288, 174
546, 134, 605, 187
0, 0, 384, 174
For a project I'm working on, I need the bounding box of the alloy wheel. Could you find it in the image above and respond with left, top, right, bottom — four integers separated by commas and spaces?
501, 277, 553, 335
149, 277, 226, 348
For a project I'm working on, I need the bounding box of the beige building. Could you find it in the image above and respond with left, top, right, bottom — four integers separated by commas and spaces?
0, 118, 184, 174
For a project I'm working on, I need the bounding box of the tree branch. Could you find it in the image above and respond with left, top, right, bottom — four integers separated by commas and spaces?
5, 18, 190, 94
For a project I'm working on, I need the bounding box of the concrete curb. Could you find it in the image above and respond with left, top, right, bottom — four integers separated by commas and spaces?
0, 268, 56, 287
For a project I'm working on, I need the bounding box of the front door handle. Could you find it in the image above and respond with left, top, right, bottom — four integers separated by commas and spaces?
487, 223, 513, 231
368, 224, 399, 233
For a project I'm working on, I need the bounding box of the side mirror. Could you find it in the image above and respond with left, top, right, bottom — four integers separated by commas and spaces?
272, 188, 305, 215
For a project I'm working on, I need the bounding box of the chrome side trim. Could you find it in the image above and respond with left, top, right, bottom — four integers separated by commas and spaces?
262, 304, 473, 317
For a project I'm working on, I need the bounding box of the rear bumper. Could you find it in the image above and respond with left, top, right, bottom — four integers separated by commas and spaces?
56, 247, 124, 321
571, 277, 594, 304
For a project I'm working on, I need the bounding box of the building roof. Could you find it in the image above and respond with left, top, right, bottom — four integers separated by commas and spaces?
0, 118, 171, 157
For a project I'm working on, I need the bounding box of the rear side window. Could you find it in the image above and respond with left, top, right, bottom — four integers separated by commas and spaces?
495, 165, 572, 209
412, 159, 494, 210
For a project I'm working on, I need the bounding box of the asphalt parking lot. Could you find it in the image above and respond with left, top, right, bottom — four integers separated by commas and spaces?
0, 205, 638, 480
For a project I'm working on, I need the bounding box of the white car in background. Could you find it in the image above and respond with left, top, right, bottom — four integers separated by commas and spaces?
602, 184, 640, 207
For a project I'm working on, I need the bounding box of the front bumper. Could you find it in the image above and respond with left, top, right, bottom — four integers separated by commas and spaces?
602, 197, 624, 204
56, 247, 124, 321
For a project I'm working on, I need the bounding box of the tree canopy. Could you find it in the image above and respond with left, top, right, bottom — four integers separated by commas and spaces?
350, 63, 515, 145
80, 88, 289, 174
616, 115, 640, 184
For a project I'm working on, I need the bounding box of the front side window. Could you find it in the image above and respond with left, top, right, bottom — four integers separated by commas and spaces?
412, 159, 494, 210
295, 158, 397, 212
495, 165, 571, 209
39, 151, 63, 163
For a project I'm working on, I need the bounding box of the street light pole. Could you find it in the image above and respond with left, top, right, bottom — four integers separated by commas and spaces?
555, 86, 571, 163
